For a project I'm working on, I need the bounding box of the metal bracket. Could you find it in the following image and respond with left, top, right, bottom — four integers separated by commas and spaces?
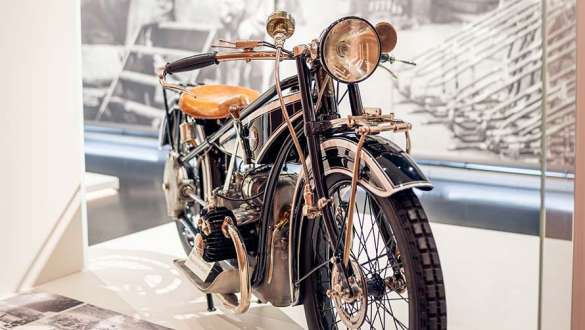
342, 131, 368, 267
305, 120, 332, 134
317, 197, 333, 210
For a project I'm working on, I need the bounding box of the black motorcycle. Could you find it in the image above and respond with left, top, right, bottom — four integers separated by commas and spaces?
158, 11, 446, 329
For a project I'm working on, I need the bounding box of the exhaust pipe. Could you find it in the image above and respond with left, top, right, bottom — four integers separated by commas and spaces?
174, 216, 251, 314
217, 216, 251, 313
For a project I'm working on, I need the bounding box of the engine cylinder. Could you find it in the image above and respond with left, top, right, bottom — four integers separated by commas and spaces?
197, 207, 258, 262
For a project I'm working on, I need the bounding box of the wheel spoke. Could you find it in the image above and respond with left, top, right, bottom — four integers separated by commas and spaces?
311, 181, 411, 330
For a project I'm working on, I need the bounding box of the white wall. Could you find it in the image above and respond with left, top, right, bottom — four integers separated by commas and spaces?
0, 0, 86, 295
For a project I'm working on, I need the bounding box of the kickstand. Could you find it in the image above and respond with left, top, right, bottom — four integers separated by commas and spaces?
206, 294, 216, 312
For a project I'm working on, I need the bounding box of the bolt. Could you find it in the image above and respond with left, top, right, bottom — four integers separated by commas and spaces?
326, 289, 338, 298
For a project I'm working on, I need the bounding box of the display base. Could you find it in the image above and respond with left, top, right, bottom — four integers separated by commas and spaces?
35, 222, 571, 329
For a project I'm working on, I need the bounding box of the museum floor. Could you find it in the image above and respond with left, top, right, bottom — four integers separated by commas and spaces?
35, 221, 572, 330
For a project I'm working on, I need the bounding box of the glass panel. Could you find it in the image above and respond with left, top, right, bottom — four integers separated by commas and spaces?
78, 0, 578, 328
540, 0, 576, 327
81, 0, 274, 133
278, 0, 545, 328
81, 0, 275, 244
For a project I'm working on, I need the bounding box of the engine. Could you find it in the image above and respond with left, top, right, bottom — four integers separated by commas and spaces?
164, 151, 298, 306
191, 165, 297, 263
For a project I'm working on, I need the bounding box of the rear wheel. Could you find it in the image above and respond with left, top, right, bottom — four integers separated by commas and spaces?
166, 119, 211, 256
302, 173, 446, 329
175, 215, 197, 255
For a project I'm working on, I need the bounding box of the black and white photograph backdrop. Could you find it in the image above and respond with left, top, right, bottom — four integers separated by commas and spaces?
81, 0, 576, 170
276, 0, 576, 171
81, 0, 274, 132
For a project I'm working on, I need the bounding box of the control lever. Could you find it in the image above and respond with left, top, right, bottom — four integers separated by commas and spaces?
380, 53, 416, 66
211, 39, 264, 50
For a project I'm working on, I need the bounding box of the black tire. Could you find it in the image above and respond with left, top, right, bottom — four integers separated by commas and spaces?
175, 217, 197, 255
302, 173, 446, 329
175, 176, 204, 255
174, 167, 202, 256
171, 123, 205, 256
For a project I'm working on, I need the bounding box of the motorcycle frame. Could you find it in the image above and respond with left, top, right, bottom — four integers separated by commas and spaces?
160, 52, 433, 306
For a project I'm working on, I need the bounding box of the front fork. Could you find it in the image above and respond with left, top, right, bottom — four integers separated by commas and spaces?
295, 54, 364, 277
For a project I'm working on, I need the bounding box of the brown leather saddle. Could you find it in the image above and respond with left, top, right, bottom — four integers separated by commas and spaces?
178, 85, 260, 119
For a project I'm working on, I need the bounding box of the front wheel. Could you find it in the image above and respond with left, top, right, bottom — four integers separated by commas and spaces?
302, 173, 446, 329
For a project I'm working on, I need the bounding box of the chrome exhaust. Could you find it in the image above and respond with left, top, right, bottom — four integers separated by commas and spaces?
217, 216, 251, 314
173, 216, 252, 314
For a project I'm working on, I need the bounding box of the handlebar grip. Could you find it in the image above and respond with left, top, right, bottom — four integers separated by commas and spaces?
165, 52, 218, 74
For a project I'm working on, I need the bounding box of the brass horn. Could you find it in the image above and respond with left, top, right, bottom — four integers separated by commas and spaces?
266, 11, 295, 46
375, 21, 398, 53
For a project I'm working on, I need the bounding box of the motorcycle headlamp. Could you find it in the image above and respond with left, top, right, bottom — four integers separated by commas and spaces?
319, 17, 381, 84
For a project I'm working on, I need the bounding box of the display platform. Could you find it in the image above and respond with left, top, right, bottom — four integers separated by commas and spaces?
34, 222, 571, 330
36, 224, 306, 329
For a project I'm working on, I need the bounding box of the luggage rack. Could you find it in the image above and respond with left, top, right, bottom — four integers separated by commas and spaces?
328, 108, 413, 153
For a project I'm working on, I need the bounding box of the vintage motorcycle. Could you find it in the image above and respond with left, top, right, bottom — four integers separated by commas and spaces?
158, 11, 446, 329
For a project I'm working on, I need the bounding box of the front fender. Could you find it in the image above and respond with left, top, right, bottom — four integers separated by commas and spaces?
289, 132, 431, 305
321, 132, 432, 196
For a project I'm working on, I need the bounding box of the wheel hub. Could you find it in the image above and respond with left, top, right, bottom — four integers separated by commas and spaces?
367, 273, 386, 300
327, 258, 368, 329
366, 273, 407, 301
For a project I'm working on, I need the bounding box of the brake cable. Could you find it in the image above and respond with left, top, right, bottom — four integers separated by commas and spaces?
274, 47, 313, 192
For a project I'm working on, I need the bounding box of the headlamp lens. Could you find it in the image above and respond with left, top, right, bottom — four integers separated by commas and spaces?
321, 17, 381, 83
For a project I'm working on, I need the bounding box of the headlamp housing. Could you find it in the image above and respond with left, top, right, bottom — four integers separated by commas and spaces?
319, 17, 381, 84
